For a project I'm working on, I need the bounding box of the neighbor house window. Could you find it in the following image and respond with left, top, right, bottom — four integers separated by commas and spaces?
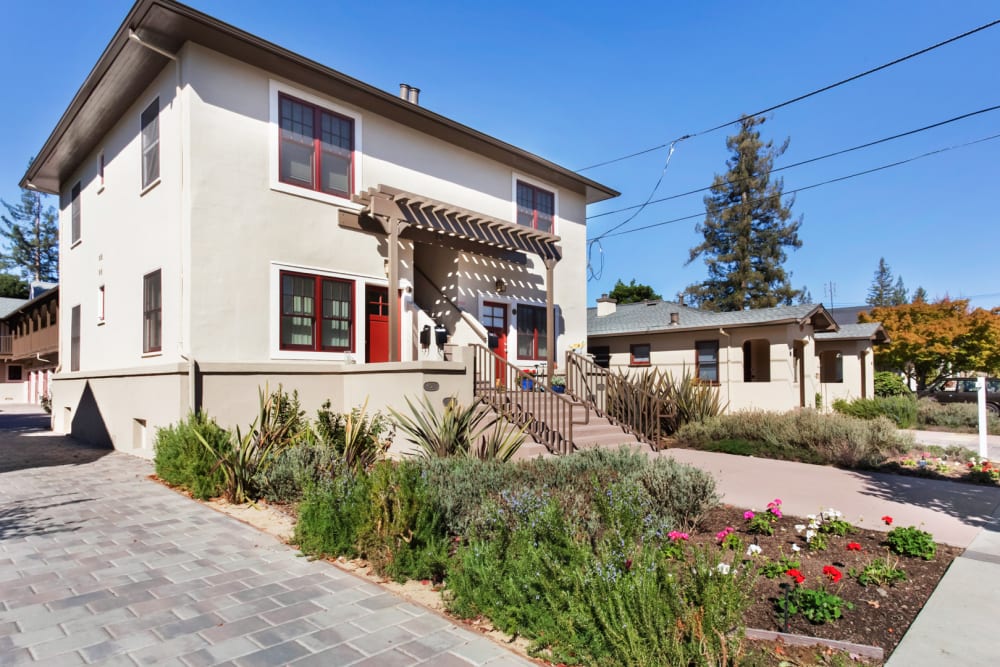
695, 340, 719, 383
590, 345, 611, 369
143, 270, 162, 353
516, 304, 547, 360
280, 271, 353, 352
742, 339, 771, 382
70, 305, 81, 372
279, 94, 353, 198
630, 343, 651, 366
70, 181, 81, 244
7, 365, 22, 382
516, 181, 554, 233
820, 350, 843, 383
141, 98, 160, 188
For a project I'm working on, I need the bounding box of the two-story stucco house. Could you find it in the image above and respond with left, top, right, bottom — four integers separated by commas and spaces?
23, 0, 617, 453
587, 297, 888, 412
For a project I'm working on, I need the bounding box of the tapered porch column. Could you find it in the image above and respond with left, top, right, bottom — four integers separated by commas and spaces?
544, 257, 558, 385
387, 218, 409, 362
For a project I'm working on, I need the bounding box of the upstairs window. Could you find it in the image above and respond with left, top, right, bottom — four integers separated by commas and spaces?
70, 182, 81, 244
695, 340, 719, 384
280, 271, 353, 352
143, 270, 162, 353
279, 94, 354, 198
141, 98, 160, 189
516, 181, 554, 233
516, 304, 547, 360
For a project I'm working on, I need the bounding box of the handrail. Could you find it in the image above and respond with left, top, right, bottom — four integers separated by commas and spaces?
564, 351, 664, 448
470, 343, 585, 455
413, 266, 489, 343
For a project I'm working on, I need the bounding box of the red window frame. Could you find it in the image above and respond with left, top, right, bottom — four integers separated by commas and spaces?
516, 304, 547, 361
278, 93, 354, 198
630, 343, 651, 366
279, 270, 355, 353
516, 181, 555, 232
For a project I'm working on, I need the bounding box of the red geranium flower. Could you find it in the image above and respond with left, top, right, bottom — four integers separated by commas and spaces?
846, 542, 862, 551
881, 515, 893, 526
823, 565, 843, 583
786, 568, 805, 584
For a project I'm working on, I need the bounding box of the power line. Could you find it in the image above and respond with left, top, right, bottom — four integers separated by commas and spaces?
576, 19, 1000, 172
596, 132, 1000, 241
587, 104, 1000, 220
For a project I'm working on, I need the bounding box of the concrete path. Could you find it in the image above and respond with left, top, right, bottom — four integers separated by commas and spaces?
904, 428, 1000, 461
0, 405, 530, 667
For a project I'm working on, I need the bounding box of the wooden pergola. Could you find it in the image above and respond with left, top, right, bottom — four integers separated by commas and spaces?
339, 185, 562, 382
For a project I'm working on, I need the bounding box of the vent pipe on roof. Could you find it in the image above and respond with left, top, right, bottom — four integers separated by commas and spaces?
408, 86, 420, 105
399, 83, 411, 100
670, 312, 679, 325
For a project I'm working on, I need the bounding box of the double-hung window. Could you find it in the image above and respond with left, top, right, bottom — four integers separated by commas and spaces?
695, 340, 719, 383
143, 270, 162, 353
280, 271, 353, 352
279, 94, 353, 198
516, 181, 554, 233
141, 98, 160, 189
70, 182, 81, 244
516, 304, 547, 360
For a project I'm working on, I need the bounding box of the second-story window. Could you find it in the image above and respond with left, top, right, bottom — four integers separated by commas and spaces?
279, 94, 353, 198
70, 182, 81, 244
516, 181, 554, 233
141, 98, 160, 189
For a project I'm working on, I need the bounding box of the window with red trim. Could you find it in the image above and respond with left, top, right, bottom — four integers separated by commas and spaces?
278, 94, 353, 198
516, 304, 547, 360
280, 271, 353, 352
630, 343, 650, 365
516, 181, 554, 233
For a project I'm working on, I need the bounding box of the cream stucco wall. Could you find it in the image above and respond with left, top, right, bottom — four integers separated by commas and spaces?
815, 339, 875, 407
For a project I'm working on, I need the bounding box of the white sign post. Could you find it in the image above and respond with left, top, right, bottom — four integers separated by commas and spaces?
978, 376, 988, 460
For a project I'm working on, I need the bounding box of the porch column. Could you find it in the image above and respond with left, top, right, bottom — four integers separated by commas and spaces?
544, 257, 558, 385
388, 220, 404, 362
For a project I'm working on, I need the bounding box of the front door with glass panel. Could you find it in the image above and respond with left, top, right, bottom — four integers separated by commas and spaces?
366, 286, 389, 363
481, 301, 507, 385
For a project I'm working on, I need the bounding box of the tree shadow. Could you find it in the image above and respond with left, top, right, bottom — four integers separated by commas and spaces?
0, 496, 90, 541
847, 468, 1000, 531
0, 404, 112, 474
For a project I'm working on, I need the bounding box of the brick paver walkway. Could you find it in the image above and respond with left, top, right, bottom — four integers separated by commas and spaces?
0, 406, 530, 666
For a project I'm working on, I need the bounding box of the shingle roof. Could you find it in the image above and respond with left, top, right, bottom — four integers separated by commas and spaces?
814, 322, 889, 343
588, 301, 836, 337
0, 297, 28, 319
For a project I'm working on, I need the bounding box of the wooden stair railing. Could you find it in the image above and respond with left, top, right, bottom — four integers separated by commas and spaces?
471, 344, 586, 455
564, 351, 664, 448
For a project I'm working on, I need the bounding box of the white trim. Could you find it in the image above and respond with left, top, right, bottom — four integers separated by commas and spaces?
511, 172, 560, 235
269, 261, 386, 362
268, 79, 365, 210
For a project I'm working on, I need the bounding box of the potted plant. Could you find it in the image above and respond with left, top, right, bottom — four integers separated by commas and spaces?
551, 375, 566, 394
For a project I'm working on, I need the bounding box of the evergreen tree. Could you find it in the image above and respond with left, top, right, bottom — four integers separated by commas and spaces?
912, 286, 928, 303
866, 258, 907, 306
797, 286, 813, 305
0, 273, 29, 299
608, 278, 661, 304
891, 276, 908, 306
683, 116, 802, 311
1, 160, 59, 282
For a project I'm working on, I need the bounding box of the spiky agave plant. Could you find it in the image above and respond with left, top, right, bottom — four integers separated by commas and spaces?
389, 395, 526, 461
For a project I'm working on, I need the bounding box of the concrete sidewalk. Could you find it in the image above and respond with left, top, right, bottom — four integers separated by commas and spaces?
0, 407, 530, 666
662, 447, 1000, 666
904, 428, 1000, 461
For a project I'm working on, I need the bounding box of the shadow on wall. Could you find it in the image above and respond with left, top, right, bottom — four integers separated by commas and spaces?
70, 382, 114, 449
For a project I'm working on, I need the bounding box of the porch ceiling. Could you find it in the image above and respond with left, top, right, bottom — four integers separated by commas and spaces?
351, 185, 562, 261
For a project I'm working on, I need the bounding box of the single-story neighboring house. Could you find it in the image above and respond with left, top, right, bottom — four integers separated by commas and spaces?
587, 296, 888, 412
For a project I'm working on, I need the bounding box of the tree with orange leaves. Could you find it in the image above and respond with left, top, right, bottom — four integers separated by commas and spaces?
861, 298, 1000, 389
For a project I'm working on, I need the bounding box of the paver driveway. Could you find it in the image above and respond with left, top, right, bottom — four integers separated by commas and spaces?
0, 406, 530, 666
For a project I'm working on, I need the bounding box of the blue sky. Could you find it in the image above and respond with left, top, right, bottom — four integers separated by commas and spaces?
1, 1, 997, 308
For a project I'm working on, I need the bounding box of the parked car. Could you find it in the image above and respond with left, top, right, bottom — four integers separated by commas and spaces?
918, 377, 1000, 415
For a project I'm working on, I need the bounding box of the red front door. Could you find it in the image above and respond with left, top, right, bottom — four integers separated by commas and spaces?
366, 286, 389, 363
481, 301, 507, 384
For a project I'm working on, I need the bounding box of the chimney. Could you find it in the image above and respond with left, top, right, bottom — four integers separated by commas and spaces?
677, 294, 685, 306
408, 86, 420, 105
596, 294, 617, 317
399, 83, 411, 100
670, 312, 680, 325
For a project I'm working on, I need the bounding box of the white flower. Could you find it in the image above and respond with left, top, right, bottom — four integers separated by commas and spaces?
808, 520, 820, 530
794, 524, 806, 533
716, 563, 731, 575
791, 544, 801, 552
805, 529, 816, 542
806, 514, 816, 521
746, 544, 762, 556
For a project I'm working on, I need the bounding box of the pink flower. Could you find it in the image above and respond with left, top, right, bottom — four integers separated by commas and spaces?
744, 510, 756, 520
715, 526, 735, 542
668, 531, 690, 541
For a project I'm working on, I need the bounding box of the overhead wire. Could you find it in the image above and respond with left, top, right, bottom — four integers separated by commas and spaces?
576, 19, 1000, 172
587, 104, 1000, 221
596, 132, 1000, 240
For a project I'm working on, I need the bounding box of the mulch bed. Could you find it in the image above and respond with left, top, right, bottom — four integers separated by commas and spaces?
695, 505, 959, 660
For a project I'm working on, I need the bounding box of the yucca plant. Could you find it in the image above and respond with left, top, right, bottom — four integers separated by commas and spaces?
389, 395, 526, 461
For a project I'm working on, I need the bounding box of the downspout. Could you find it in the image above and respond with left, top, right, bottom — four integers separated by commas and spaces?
129, 30, 194, 412
719, 328, 731, 412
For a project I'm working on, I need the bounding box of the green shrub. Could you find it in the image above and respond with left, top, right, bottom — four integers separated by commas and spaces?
875, 372, 912, 397
154, 412, 228, 500
315, 399, 392, 472
294, 471, 370, 558
633, 456, 719, 531
676, 409, 911, 468
256, 429, 340, 503
887, 526, 937, 560
777, 586, 853, 624
832, 395, 917, 428
917, 398, 1000, 434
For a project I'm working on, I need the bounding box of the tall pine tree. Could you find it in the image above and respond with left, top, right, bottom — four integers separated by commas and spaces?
683, 116, 802, 311
0, 160, 59, 283
866, 258, 907, 306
